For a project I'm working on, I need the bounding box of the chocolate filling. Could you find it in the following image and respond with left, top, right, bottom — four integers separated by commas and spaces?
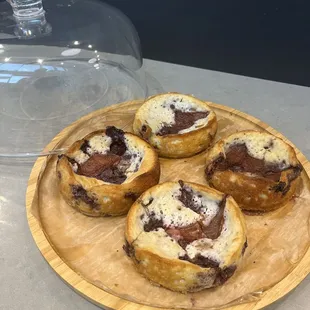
143, 217, 164, 232
177, 180, 202, 213
74, 126, 139, 184
143, 186, 226, 244
106, 126, 127, 156
180, 254, 220, 268
213, 265, 237, 286
139, 124, 152, 141
71, 185, 98, 209
202, 195, 227, 239
77, 153, 121, 177
206, 144, 302, 192
157, 106, 209, 136
123, 240, 135, 257
166, 222, 205, 245
141, 184, 228, 268
269, 166, 302, 195
189, 264, 237, 290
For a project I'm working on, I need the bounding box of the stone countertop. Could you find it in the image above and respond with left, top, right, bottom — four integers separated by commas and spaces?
0, 59, 309, 310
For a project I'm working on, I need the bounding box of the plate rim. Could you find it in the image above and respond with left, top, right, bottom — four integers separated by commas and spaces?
26, 100, 310, 310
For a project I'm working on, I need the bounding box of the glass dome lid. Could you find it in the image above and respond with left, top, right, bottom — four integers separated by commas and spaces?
0, 0, 152, 158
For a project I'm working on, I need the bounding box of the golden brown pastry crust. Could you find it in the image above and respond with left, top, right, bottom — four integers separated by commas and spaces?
125, 181, 247, 293
133, 93, 218, 158
56, 129, 160, 217
205, 130, 302, 212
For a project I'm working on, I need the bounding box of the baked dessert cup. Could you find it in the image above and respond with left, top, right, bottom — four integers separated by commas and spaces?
57, 126, 160, 216
205, 130, 302, 212
124, 181, 247, 293
133, 93, 217, 158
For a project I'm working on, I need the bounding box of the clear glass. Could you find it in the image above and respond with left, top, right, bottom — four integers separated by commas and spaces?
9, 0, 44, 17
0, 0, 161, 158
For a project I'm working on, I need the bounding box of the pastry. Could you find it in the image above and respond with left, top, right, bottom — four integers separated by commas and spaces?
56, 126, 160, 216
124, 181, 247, 292
133, 93, 217, 158
205, 130, 302, 212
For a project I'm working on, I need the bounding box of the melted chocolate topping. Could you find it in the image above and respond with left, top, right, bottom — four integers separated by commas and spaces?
157, 107, 209, 136
80, 140, 90, 154
177, 180, 201, 213
202, 195, 227, 239
166, 222, 205, 245
206, 144, 302, 190
141, 183, 228, 268
74, 126, 138, 184
77, 153, 121, 178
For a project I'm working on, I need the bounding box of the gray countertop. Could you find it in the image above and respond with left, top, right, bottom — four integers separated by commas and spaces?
0, 59, 309, 310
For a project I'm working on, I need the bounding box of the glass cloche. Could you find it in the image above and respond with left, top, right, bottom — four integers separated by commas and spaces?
0, 0, 159, 158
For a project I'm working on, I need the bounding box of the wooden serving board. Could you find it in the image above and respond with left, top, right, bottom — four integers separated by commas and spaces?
26, 100, 310, 310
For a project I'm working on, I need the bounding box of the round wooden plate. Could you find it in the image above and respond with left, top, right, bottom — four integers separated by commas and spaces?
26, 100, 310, 310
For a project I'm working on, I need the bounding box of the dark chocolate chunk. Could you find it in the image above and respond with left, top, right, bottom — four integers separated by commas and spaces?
166, 222, 205, 246
179, 253, 190, 261
73, 126, 136, 184
178, 239, 190, 249
77, 154, 121, 178
181, 255, 236, 285
106, 126, 127, 156
139, 124, 152, 141
71, 185, 98, 208
123, 240, 135, 257
271, 181, 287, 193
270, 165, 302, 195
177, 180, 201, 213
191, 254, 220, 268
180, 253, 220, 268
105, 126, 125, 139
144, 217, 164, 232
284, 165, 302, 194
202, 195, 227, 239
80, 140, 90, 154
213, 265, 237, 286
99, 167, 127, 184
157, 109, 209, 136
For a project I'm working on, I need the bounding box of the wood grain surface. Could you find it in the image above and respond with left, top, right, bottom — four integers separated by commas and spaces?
26, 100, 310, 310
